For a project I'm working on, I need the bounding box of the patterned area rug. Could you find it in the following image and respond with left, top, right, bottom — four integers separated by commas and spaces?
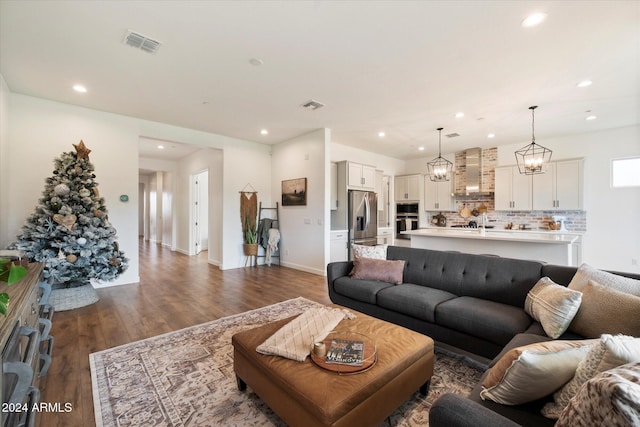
90, 297, 485, 427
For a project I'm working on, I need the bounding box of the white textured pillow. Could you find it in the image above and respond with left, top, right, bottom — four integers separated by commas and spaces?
352, 244, 387, 260
525, 277, 582, 339
568, 263, 640, 296
480, 339, 596, 405
555, 362, 640, 427
542, 334, 640, 419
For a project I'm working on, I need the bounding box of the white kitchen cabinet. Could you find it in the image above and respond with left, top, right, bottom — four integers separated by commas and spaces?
347, 162, 376, 190
330, 162, 338, 210
424, 176, 453, 211
330, 230, 348, 262
377, 227, 394, 245
532, 159, 583, 210
395, 174, 421, 201
495, 166, 532, 211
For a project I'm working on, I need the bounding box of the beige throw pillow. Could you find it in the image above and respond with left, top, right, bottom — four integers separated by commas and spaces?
525, 277, 582, 339
568, 263, 640, 296
480, 339, 596, 405
542, 334, 640, 419
569, 280, 640, 338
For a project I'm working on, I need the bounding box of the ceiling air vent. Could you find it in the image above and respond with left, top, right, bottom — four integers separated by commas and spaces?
445, 132, 460, 138
301, 100, 325, 110
123, 30, 161, 54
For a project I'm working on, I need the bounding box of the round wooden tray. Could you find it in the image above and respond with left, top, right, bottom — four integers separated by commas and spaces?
310, 332, 377, 375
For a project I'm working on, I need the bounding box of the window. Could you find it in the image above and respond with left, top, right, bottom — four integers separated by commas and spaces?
611, 157, 640, 188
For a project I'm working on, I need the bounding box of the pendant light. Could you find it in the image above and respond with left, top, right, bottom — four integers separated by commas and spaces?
515, 106, 552, 174
427, 127, 453, 182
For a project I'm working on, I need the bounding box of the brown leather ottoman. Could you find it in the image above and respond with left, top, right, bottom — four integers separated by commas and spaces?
232, 307, 434, 427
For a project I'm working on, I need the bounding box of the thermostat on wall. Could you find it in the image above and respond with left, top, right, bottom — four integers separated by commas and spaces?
120, 195, 129, 202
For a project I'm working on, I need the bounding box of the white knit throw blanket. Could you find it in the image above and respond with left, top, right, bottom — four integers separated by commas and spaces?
256, 306, 355, 362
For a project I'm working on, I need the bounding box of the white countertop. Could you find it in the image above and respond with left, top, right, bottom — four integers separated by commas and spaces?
402, 227, 580, 244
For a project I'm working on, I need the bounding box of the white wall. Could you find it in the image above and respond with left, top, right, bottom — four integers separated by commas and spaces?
331, 142, 406, 176
162, 171, 174, 249
221, 140, 272, 269
6, 94, 140, 287
174, 149, 222, 264
272, 129, 329, 275
148, 172, 159, 243
0, 76, 10, 247
139, 129, 271, 270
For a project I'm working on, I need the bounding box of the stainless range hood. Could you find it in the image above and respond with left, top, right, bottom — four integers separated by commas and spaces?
455, 148, 493, 196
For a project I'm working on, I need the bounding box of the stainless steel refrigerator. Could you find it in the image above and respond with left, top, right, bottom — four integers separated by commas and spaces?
348, 190, 378, 260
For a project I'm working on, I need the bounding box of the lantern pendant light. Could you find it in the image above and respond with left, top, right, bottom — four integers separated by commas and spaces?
515, 106, 552, 174
427, 127, 453, 182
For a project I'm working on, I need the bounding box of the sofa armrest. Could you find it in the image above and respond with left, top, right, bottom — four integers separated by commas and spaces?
327, 261, 351, 283
430, 394, 520, 427
326, 261, 352, 297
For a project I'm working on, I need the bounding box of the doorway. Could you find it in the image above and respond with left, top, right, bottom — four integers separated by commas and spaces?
191, 170, 209, 255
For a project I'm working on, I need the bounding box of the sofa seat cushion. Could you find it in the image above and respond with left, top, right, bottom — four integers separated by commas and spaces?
333, 277, 394, 304
436, 297, 532, 346
377, 284, 457, 323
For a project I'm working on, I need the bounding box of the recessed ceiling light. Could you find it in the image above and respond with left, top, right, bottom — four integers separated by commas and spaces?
487, 133, 496, 138
585, 115, 597, 121
522, 12, 547, 28
378, 131, 385, 138
418, 146, 425, 151
577, 80, 593, 88
73, 84, 87, 93
157, 145, 164, 149
455, 112, 464, 118
260, 129, 269, 135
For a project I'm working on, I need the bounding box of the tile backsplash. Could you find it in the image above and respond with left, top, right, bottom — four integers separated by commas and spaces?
427, 196, 586, 233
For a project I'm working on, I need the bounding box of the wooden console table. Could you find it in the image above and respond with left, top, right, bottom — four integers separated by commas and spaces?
0, 263, 51, 427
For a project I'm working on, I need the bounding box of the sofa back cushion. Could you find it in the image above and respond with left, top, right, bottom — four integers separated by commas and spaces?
387, 246, 544, 307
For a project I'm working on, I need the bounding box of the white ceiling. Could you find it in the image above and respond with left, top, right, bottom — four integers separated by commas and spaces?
1, 1, 638, 161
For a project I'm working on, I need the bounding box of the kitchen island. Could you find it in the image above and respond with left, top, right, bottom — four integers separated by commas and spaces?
402, 228, 582, 266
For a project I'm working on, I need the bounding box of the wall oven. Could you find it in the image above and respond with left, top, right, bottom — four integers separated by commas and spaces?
396, 203, 419, 240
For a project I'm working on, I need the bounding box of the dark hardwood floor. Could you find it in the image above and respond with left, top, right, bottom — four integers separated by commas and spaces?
37, 240, 331, 427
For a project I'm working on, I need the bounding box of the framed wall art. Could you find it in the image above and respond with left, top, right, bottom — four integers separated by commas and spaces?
281, 177, 307, 206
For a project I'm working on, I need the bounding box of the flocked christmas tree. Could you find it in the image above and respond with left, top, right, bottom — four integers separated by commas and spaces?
14, 141, 128, 288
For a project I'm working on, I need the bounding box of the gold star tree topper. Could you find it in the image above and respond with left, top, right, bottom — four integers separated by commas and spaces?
73, 140, 92, 160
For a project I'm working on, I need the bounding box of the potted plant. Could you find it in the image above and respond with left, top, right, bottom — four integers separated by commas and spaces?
243, 216, 259, 256
0, 258, 28, 316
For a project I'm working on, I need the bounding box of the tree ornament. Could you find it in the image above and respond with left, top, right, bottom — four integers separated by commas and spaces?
109, 258, 121, 266
44, 218, 56, 232
73, 140, 92, 160
53, 214, 77, 231
54, 183, 70, 196
77, 237, 87, 245
93, 186, 100, 197
93, 209, 104, 218
79, 188, 91, 198
66, 254, 77, 263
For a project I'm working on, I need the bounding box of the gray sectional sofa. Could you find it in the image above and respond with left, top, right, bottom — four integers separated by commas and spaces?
326, 245, 640, 426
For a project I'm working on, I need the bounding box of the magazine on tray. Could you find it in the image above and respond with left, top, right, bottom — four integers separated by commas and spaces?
325, 339, 364, 366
